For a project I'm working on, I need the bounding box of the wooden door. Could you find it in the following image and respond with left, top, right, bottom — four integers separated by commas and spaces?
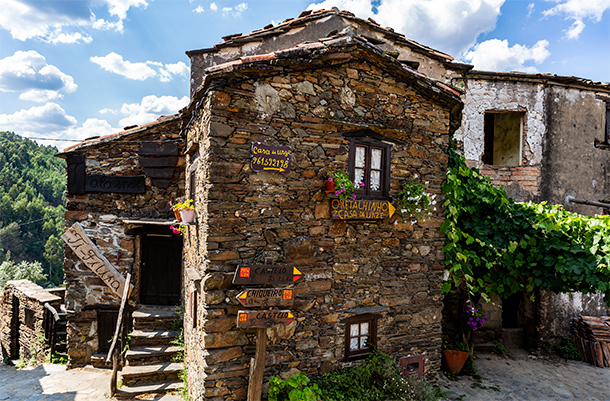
140, 234, 182, 306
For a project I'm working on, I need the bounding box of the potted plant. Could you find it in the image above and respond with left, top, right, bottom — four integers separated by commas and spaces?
170, 198, 195, 223
327, 166, 364, 200
396, 176, 436, 223
442, 341, 470, 374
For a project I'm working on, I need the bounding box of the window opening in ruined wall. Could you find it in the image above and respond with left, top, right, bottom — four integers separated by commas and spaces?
483, 112, 524, 166
342, 314, 379, 360
349, 138, 391, 199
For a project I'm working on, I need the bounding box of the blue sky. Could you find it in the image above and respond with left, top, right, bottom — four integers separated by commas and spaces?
1, 0, 609, 150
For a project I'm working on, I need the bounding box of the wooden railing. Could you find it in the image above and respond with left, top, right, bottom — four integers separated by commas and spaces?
106, 268, 132, 397
43, 302, 60, 356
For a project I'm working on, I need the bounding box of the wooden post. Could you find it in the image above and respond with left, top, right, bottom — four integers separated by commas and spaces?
107, 270, 132, 397
247, 328, 267, 401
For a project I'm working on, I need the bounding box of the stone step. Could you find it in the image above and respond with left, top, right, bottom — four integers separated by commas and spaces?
132, 306, 182, 331
129, 329, 180, 347
120, 361, 184, 387
125, 345, 183, 365
115, 380, 183, 399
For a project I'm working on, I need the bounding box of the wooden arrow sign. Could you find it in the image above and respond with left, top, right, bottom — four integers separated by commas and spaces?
236, 310, 295, 329
331, 198, 396, 220
232, 265, 302, 285
236, 288, 294, 307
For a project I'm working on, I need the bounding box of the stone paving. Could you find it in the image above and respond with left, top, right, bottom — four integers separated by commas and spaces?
0, 363, 180, 401
440, 350, 610, 401
1, 352, 608, 400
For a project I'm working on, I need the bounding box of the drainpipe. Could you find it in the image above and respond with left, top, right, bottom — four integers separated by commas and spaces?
564, 195, 610, 209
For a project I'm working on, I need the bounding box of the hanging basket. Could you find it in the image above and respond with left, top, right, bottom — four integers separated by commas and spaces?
180, 209, 196, 224
442, 350, 470, 374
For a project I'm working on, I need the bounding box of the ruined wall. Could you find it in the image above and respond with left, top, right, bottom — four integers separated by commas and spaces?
540, 86, 609, 216
182, 50, 459, 400
0, 280, 61, 362
62, 118, 185, 366
455, 79, 545, 168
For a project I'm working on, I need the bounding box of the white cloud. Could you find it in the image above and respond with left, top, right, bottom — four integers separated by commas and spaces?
527, 3, 535, 18
463, 39, 550, 73
91, 53, 189, 82
0, 103, 77, 134
103, 0, 148, 20
91, 53, 157, 80
307, 0, 505, 57
222, 2, 248, 17
118, 95, 189, 127
307, 0, 374, 19
0, 0, 145, 43
0, 51, 77, 103
543, 0, 610, 39
193, 5, 205, 13
210, 3, 218, 12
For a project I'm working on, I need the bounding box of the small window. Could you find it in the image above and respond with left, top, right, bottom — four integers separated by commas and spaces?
342, 314, 379, 360
483, 112, 523, 166
349, 138, 390, 199
25, 308, 36, 330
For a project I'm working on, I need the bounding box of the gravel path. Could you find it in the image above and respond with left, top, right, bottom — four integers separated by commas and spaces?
439, 350, 610, 401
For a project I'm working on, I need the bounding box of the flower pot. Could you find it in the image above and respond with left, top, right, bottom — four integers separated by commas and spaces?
442, 350, 470, 374
173, 209, 182, 221
180, 209, 196, 223
325, 180, 336, 194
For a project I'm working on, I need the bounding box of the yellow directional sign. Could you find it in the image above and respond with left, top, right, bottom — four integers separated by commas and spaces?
331, 199, 396, 220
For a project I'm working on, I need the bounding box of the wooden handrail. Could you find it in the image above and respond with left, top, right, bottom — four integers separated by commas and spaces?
107, 268, 132, 397
43, 302, 60, 356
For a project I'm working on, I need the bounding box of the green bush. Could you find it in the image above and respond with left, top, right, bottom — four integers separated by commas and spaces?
555, 337, 581, 360
269, 372, 322, 401
313, 350, 440, 401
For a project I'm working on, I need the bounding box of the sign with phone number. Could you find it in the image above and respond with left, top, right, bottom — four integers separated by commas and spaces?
250, 142, 292, 174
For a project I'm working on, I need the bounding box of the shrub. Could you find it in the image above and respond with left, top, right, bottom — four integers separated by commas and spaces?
313, 350, 440, 401
269, 372, 322, 401
555, 337, 581, 360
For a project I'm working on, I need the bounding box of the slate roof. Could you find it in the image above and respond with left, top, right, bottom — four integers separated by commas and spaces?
58, 114, 181, 155
186, 8, 455, 63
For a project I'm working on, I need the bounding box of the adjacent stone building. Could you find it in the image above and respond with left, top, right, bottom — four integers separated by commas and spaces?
452, 71, 610, 344
56, 115, 185, 366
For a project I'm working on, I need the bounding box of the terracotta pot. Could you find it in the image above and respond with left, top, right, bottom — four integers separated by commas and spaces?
325, 180, 336, 194
442, 350, 470, 374
180, 209, 196, 223
173, 209, 182, 221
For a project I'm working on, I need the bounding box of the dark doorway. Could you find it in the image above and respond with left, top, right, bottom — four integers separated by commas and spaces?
140, 234, 182, 306
502, 293, 521, 328
97, 308, 119, 354
10, 296, 20, 359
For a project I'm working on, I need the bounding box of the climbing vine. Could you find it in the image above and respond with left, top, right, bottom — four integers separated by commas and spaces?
441, 149, 610, 303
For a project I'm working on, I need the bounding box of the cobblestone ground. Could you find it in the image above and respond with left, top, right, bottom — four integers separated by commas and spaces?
440, 350, 610, 401
0, 363, 180, 401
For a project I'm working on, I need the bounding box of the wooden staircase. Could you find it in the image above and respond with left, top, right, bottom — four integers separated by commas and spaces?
115, 305, 184, 398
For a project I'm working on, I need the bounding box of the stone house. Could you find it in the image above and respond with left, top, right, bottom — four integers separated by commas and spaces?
180, 26, 461, 400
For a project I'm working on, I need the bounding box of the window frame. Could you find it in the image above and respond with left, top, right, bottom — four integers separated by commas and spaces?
348, 137, 391, 199
342, 313, 379, 361
482, 111, 524, 166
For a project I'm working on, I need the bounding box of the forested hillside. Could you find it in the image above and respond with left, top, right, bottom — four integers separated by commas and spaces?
0, 132, 66, 287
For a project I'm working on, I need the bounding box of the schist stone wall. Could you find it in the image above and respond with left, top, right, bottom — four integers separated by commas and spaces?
0, 280, 62, 362
60, 116, 185, 366
181, 40, 461, 400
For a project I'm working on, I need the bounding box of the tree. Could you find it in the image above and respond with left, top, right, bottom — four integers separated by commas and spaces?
0, 257, 47, 288
0, 132, 66, 287
442, 149, 610, 346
